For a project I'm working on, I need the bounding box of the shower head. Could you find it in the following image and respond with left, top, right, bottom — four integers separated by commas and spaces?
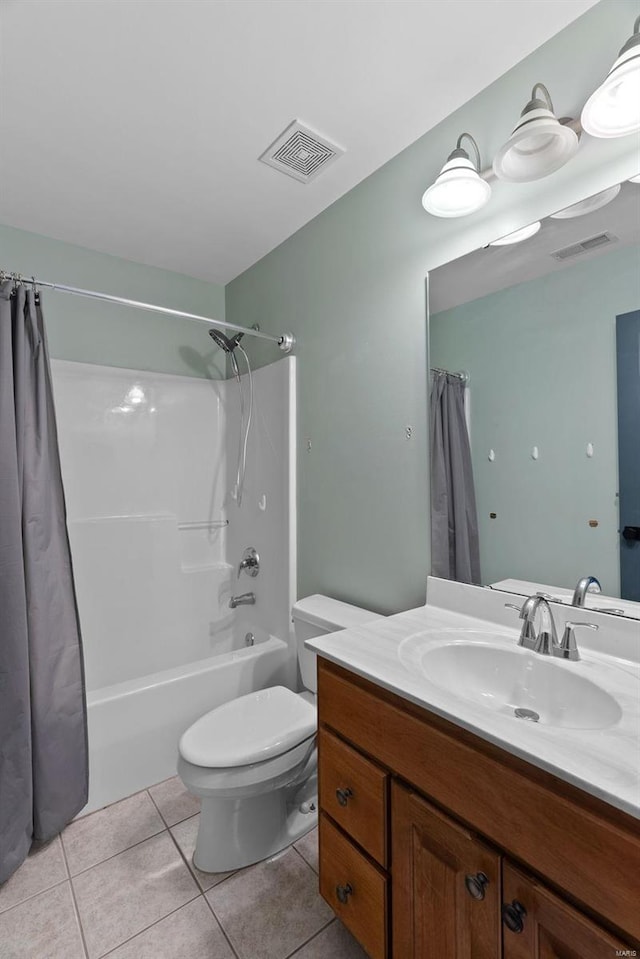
208, 328, 244, 353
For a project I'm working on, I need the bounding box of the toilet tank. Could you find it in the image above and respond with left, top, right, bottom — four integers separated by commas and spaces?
292, 594, 384, 694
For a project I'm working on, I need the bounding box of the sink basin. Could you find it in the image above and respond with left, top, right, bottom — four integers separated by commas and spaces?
399, 633, 622, 730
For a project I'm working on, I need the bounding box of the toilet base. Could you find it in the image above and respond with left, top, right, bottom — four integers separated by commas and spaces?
193, 775, 318, 874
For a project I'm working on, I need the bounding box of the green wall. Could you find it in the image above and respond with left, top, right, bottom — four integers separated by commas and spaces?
431, 243, 640, 596
226, 0, 640, 614
0, 223, 227, 379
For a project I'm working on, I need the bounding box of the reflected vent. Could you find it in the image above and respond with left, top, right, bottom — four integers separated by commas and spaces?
551, 232, 618, 261
259, 120, 344, 183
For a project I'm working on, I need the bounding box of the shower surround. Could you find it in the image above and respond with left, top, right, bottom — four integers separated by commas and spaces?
51, 356, 297, 813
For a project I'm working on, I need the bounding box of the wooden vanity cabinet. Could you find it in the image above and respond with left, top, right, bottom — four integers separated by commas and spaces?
316, 657, 639, 959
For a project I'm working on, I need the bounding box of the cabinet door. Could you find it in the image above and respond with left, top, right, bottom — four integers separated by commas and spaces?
502, 862, 632, 959
392, 782, 501, 959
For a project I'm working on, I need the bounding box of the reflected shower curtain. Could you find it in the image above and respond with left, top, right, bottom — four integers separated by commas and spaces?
0, 280, 88, 883
430, 371, 481, 585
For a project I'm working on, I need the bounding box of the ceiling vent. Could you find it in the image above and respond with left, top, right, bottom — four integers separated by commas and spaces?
550, 231, 618, 261
259, 120, 344, 183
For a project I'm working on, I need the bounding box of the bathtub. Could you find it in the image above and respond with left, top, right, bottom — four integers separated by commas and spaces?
83, 629, 290, 814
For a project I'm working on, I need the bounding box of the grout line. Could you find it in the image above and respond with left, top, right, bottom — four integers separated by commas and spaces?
73, 785, 151, 823
0, 875, 69, 919
65, 824, 169, 880
164, 822, 240, 896
285, 918, 336, 958
201, 891, 242, 959
291, 843, 319, 876
164, 823, 205, 890
98, 894, 203, 958
147, 786, 201, 831
60, 836, 91, 959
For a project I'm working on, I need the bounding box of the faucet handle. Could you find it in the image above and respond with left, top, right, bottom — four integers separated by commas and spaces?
504, 603, 523, 613
557, 621, 599, 661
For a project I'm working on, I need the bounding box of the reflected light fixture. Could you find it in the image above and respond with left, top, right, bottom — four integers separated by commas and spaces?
550, 184, 621, 219
581, 16, 640, 138
489, 221, 541, 246
493, 83, 579, 182
421, 133, 491, 217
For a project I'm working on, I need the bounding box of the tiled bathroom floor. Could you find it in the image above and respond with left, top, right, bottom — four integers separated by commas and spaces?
0, 778, 367, 959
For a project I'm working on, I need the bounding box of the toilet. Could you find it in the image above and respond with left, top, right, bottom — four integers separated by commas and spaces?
177, 594, 382, 873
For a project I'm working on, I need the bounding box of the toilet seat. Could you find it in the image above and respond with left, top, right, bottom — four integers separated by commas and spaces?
179, 685, 316, 769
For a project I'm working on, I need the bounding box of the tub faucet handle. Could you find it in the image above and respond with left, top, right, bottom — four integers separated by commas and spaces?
237, 547, 259, 578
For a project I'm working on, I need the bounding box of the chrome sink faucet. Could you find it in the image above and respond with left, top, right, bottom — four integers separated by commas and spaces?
229, 592, 256, 609
505, 594, 559, 655
506, 594, 598, 660
572, 575, 601, 607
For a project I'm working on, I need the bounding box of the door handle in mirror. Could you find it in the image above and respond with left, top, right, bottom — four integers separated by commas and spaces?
622, 526, 640, 542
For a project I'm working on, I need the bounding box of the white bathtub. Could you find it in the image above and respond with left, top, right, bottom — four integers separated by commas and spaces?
83, 631, 290, 814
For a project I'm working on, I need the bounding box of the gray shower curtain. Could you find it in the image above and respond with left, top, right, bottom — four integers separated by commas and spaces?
0, 280, 88, 884
430, 371, 481, 585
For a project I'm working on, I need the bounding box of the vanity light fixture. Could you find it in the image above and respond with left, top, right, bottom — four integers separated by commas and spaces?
581, 16, 640, 138
550, 184, 621, 219
493, 83, 579, 182
421, 133, 491, 217
489, 221, 541, 246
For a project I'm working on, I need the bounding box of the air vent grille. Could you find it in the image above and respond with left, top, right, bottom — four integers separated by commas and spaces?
551, 232, 618, 261
259, 120, 344, 183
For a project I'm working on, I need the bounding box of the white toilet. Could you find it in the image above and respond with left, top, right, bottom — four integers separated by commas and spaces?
177, 594, 382, 873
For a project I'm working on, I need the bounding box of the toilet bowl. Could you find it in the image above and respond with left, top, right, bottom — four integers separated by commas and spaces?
177, 594, 382, 873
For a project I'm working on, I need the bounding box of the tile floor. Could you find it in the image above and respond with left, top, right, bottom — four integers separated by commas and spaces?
0, 778, 368, 959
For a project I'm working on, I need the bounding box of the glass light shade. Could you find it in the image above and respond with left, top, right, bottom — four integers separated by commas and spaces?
551, 184, 621, 219
490, 221, 541, 246
493, 108, 579, 182
421, 156, 491, 218
581, 47, 640, 138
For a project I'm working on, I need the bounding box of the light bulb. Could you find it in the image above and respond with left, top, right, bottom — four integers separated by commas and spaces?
581, 22, 640, 138
490, 222, 541, 246
422, 136, 491, 218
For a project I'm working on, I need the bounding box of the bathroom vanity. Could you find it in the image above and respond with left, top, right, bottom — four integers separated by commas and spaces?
309, 582, 640, 958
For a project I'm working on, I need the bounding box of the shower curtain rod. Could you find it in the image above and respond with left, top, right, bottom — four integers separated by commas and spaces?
0, 270, 296, 353
431, 367, 469, 383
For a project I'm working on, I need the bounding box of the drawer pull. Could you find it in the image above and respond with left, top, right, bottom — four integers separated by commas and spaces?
336, 787, 353, 807
464, 871, 489, 900
502, 900, 527, 934
336, 882, 353, 904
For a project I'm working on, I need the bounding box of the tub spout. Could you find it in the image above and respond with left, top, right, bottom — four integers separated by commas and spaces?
229, 592, 256, 609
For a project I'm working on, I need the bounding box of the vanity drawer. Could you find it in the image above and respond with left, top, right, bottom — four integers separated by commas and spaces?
319, 726, 388, 866
319, 812, 388, 959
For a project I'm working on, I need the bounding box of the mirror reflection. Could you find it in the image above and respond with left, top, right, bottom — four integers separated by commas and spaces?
429, 178, 640, 615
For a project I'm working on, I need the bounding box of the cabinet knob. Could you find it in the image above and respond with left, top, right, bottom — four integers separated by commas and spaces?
336, 787, 353, 807
502, 900, 527, 934
336, 882, 353, 904
464, 872, 489, 900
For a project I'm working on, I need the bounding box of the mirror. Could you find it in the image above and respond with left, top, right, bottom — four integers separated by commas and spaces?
428, 178, 640, 617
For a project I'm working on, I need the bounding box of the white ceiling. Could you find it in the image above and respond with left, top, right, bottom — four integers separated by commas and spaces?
0, 0, 598, 285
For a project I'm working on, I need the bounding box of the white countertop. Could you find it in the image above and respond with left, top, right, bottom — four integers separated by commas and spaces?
307, 580, 640, 819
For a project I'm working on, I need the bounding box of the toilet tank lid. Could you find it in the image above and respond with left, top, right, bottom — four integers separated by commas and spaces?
292, 594, 384, 632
